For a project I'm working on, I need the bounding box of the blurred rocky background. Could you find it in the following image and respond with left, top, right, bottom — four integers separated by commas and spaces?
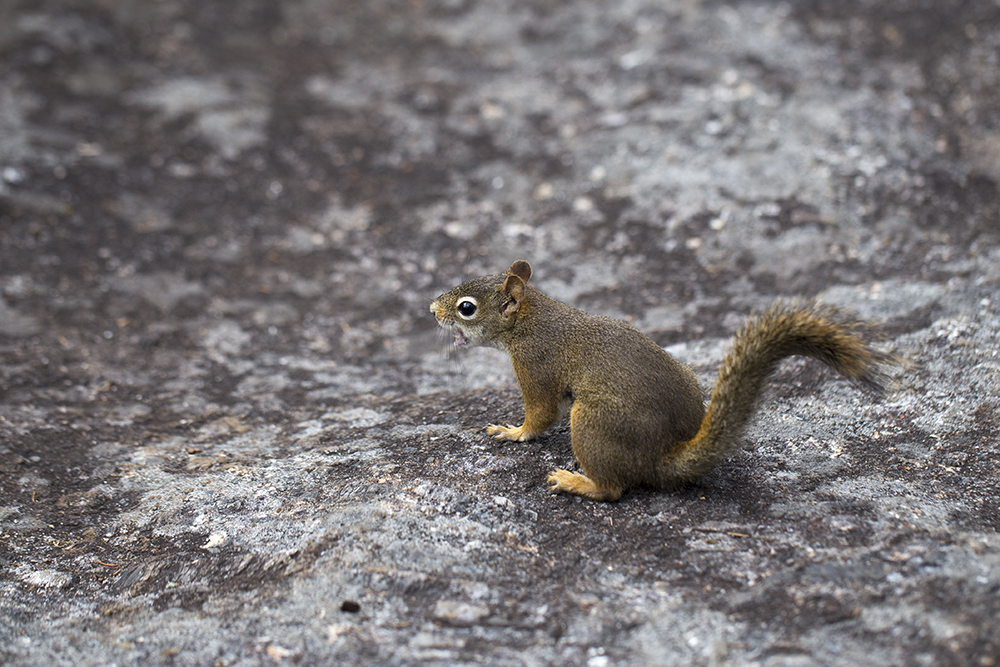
1, 0, 998, 665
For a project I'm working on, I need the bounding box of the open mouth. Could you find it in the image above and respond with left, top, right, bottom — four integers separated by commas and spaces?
435, 317, 470, 347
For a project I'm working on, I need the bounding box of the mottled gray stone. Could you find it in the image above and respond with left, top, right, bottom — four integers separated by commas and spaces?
0, 1, 998, 666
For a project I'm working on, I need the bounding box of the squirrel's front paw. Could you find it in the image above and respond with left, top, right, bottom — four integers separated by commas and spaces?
486, 423, 534, 442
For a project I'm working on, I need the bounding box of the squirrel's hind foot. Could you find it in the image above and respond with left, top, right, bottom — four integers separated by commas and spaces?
486, 423, 537, 442
546, 469, 622, 502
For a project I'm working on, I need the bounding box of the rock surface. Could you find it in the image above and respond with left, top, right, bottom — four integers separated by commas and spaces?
1, 1, 998, 665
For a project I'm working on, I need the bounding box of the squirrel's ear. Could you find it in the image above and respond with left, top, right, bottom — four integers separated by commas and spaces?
508, 260, 532, 284
501, 274, 526, 318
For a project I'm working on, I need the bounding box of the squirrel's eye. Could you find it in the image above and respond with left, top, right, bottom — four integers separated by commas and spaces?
456, 298, 478, 319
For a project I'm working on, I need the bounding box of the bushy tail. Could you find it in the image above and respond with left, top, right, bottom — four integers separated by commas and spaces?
661, 301, 894, 485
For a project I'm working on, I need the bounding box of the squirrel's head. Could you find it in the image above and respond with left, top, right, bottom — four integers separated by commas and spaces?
429, 260, 532, 349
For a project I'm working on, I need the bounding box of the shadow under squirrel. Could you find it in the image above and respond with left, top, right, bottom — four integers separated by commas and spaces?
430, 260, 894, 501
